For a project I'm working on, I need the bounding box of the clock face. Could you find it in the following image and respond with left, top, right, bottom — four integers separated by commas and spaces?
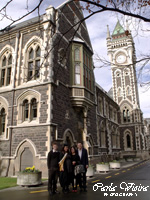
116, 54, 126, 64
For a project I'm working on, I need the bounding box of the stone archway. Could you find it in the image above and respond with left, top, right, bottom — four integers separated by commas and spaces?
14, 139, 37, 172
20, 147, 33, 171
63, 129, 76, 148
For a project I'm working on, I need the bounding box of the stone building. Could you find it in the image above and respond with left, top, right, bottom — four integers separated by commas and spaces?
107, 21, 149, 159
0, 1, 100, 177
0, 1, 149, 177
96, 83, 120, 162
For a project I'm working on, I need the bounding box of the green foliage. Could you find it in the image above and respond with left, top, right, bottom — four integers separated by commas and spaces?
98, 162, 109, 165
89, 164, 94, 168
111, 160, 120, 163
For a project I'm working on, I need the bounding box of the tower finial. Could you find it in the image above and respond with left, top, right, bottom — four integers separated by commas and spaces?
126, 19, 129, 31
107, 25, 110, 38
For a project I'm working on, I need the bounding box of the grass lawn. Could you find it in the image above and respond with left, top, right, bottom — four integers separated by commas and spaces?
0, 177, 17, 190
0, 177, 48, 190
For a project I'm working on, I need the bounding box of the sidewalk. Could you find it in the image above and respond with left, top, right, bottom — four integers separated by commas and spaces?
0, 160, 146, 192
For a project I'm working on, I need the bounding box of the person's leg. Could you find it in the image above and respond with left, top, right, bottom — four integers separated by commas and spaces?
53, 169, 59, 193
48, 169, 53, 195
78, 173, 83, 191
83, 172, 87, 191
74, 175, 77, 191
71, 173, 75, 191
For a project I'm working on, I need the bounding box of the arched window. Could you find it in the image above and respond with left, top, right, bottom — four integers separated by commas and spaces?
0, 108, 6, 135
23, 99, 29, 121
27, 46, 41, 81
118, 88, 122, 96
123, 107, 130, 122
74, 48, 80, 61
31, 98, 37, 120
115, 70, 121, 77
126, 86, 131, 96
0, 54, 12, 87
127, 134, 131, 148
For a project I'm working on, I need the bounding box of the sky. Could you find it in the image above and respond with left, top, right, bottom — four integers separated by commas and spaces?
0, 0, 150, 118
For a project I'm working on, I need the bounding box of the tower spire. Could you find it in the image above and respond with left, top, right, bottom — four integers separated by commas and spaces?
107, 25, 110, 39
126, 19, 129, 31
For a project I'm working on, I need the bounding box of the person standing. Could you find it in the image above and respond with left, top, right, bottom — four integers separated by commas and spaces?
59, 144, 72, 193
70, 146, 80, 192
77, 142, 89, 192
47, 142, 60, 195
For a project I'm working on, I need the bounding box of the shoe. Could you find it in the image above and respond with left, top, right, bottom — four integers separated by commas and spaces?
74, 190, 77, 192
84, 189, 87, 192
72, 190, 75, 192
64, 189, 69, 194
53, 190, 60, 194
49, 190, 53, 196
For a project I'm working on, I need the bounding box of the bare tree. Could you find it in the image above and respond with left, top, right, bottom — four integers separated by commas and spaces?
0, 0, 150, 87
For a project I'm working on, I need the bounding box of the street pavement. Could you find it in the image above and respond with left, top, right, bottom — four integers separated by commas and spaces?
0, 159, 150, 200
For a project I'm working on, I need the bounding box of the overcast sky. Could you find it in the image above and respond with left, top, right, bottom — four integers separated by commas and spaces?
0, 0, 150, 118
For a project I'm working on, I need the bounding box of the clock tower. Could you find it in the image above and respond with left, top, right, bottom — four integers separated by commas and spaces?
107, 21, 146, 156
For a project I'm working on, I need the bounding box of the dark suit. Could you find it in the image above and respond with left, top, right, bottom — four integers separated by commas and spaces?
77, 148, 89, 190
47, 150, 60, 193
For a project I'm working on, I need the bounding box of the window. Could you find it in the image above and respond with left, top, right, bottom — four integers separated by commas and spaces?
0, 54, 12, 87
75, 64, 81, 84
83, 50, 92, 90
0, 108, 6, 135
31, 98, 37, 120
124, 68, 130, 76
123, 107, 130, 122
127, 134, 131, 148
17, 90, 40, 124
118, 88, 122, 96
126, 86, 131, 96
112, 133, 117, 148
72, 43, 93, 92
109, 107, 113, 119
22, 98, 38, 122
98, 97, 103, 114
23, 99, 29, 121
74, 48, 80, 61
27, 46, 41, 81
115, 70, 121, 77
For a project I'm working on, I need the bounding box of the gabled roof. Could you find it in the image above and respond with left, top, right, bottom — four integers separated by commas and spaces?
0, 15, 43, 34
112, 20, 125, 36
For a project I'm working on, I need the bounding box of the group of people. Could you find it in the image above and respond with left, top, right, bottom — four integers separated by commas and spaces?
47, 142, 89, 195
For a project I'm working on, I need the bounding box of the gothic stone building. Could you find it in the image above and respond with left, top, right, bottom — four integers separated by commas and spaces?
0, 1, 99, 177
0, 1, 149, 177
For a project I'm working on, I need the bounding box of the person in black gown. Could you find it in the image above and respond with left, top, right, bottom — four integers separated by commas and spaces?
59, 144, 72, 193
70, 146, 80, 192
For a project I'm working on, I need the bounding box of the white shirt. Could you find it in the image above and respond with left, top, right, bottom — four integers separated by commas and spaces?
53, 149, 58, 152
78, 149, 82, 159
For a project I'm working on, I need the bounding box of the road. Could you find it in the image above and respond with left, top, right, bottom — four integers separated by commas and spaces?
0, 160, 150, 200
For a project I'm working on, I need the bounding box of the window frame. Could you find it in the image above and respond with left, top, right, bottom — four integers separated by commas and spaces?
0, 53, 12, 87
27, 45, 41, 82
